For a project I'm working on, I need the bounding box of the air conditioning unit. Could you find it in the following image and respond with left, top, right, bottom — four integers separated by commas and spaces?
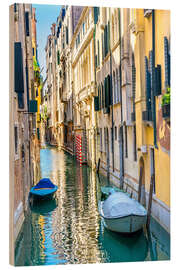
144, 9, 152, 18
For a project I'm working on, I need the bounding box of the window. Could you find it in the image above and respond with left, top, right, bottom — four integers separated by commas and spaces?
18, 92, 24, 109
100, 128, 102, 152
104, 127, 106, 152
14, 126, 18, 155
115, 126, 117, 140
14, 42, 24, 93
125, 125, 128, 158
83, 23, 85, 35
111, 128, 113, 152
116, 69, 119, 103
133, 126, 137, 161
25, 12, 29, 36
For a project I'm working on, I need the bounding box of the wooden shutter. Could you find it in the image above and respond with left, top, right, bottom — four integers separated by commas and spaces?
108, 21, 110, 53
155, 65, 161, 96
108, 74, 112, 105
105, 77, 108, 107
94, 96, 99, 111
99, 85, 101, 109
132, 64, 136, 112
66, 26, 68, 44
94, 7, 99, 24
25, 66, 29, 107
25, 12, 29, 36
145, 56, 151, 111
57, 50, 60, 65
29, 100, 38, 113
14, 42, 24, 93
104, 25, 107, 57
18, 92, 24, 109
102, 83, 105, 108
164, 37, 170, 87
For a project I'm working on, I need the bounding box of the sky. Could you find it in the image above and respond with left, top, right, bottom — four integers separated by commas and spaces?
32, 4, 61, 80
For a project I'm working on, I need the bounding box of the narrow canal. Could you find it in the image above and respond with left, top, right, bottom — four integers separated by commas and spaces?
15, 146, 170, 266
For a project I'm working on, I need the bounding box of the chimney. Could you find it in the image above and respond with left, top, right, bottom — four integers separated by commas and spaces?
51, 23, 56, 36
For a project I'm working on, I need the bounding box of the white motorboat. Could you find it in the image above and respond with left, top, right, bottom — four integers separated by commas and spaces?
99, 191, 147, 233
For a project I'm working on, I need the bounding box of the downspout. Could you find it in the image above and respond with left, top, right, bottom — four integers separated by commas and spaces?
152, 10, 158, 149
118, 8, 124, 189
109, 8, 115, 172
23, 4, 32, 189
93, 20, 97, 169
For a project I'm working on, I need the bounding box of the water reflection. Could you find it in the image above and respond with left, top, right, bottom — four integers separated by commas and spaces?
15, 147, 170, 266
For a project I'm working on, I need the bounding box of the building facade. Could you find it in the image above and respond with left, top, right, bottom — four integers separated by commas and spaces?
10, 3, 40, 264
130, 9, 170, 232
41, 6, 170, 232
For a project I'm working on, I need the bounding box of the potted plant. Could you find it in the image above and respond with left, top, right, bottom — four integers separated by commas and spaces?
162, 87, 170, 119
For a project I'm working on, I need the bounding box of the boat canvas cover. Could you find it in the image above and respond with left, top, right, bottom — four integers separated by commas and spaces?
102, 192, 147, 219
34, 178, 55, 190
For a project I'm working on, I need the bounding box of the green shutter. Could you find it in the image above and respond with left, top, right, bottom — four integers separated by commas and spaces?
108, 75, 112, 106
57, 50, 60, 65
104, 25, 107, 57
164, 37, 170, 88
66, 26, 69, 44
37, 128, 40, 140
99, 85, 101, 110
105, 77, 108, 107
14, 42, 24, 93
29, 100, 38, 113
155, 65, 161, 96
95, 55, 97, 68
145, 56, 151, 112
25, 12, 29, 36
94, 96, 99, 111
94, 7, 99, 24
108, 21, 110, 53
132, 64, 136, 112
102, 83, 104, 108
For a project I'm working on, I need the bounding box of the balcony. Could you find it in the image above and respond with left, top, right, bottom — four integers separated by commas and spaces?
142, 110, 152, 122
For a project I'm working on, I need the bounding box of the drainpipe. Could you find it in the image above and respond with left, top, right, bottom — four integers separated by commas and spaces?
118, 8, 124, 189
152, 10, 158, 149
109, 8, 115, 172
92, 20, 97, 170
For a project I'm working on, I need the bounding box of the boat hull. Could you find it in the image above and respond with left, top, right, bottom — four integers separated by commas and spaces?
99, 199, 147, 233
102, 214, 147, 233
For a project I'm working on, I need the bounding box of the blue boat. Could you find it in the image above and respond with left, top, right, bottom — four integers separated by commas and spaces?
29, 178, 58, 200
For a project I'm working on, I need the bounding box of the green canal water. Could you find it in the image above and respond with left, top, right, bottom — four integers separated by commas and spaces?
15, 146, 170, 266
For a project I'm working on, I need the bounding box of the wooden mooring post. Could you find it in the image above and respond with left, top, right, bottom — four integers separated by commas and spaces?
138, 166, 143, 202
97, 158, 101, 176
146, 174, 155, 228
